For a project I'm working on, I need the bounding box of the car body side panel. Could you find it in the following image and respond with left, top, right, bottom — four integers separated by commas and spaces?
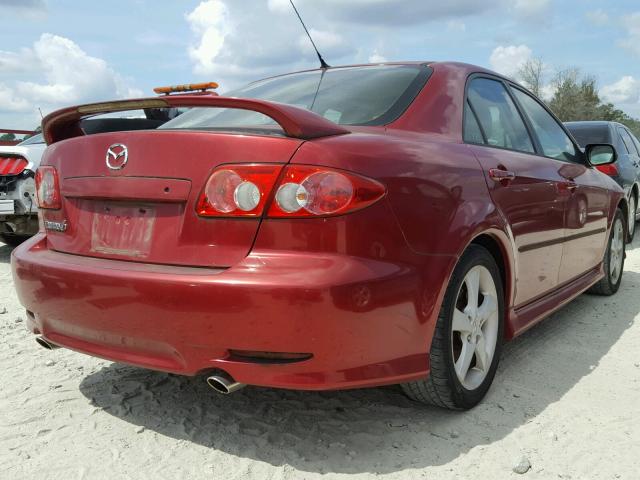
292, 132, 496, 257
288, 131, 521, 335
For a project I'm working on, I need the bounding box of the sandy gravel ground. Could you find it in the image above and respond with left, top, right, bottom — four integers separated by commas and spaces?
1, 239, 639, 480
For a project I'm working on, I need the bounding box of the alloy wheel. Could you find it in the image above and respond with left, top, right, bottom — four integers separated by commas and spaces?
628, 196, 636, 238
451, 265, 499, 390
610, 217, 625, 284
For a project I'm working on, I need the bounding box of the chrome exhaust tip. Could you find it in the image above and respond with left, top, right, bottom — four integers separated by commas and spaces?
206, 372, 246, 394
35, 336, 60, 350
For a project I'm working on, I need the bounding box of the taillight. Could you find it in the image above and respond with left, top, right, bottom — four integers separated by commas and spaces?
268, 165, 385, 217
0, 156, 28, 175
596, 163, 619, 176
35, 166, 61, 209
196, 164, 386, 218
196, 164, 283, 217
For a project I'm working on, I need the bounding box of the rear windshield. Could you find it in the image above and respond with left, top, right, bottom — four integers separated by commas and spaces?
565, 123, 611, 147
159, 65, 431, 132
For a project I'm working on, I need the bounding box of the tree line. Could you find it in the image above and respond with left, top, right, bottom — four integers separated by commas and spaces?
519, 58, 640, 137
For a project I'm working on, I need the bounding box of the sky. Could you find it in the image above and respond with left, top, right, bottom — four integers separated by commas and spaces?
1, 0, 640, 129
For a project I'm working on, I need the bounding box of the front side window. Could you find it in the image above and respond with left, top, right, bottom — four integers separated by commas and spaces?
466, 78, 534, 153
511, 88, 578, 162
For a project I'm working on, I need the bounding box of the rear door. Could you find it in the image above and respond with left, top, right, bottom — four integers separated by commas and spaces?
508, 86, 609, 284
465, 76, 568, 306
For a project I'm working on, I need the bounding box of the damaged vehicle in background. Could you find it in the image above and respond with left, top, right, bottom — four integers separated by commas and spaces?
0, 133, 45, 246
12, 63, 628, 410
0, 110, 181, 247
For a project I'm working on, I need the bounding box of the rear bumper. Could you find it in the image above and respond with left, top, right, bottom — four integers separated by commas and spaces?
12, 234, 455, 390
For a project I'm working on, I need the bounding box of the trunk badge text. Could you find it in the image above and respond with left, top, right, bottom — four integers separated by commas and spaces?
44, 220, 68, 233
106, 143, 128, 170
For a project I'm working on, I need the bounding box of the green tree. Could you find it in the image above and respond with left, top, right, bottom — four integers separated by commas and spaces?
0, 133, 16, 141
548, 69, 602, 121
529, 67, 640, 137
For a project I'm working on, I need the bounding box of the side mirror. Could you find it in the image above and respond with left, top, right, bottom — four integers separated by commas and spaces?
586, 144, 617, 166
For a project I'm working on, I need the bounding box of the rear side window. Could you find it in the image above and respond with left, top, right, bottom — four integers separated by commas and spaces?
466, 78, 534, 153
619, 127, 640, 156
511, 88, 578, 162
463, 101, 485, 144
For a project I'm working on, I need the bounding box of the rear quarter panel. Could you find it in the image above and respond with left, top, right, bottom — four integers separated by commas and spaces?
289, 131, 516, 312
292, 131, 510, 257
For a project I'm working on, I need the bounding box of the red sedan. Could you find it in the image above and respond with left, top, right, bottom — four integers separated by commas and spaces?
12, 62, 626, 409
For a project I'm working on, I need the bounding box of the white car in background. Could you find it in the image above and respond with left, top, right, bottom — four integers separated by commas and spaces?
0, 133, 45, 246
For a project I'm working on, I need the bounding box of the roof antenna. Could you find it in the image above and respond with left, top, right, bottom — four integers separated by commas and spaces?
289, 0, 330, 69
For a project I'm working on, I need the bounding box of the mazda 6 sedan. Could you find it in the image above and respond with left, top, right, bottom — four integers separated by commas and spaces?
12, 62, 627, 410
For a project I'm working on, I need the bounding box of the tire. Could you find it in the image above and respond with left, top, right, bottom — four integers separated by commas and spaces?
0, 233, 31, 247
588, 208, 625, 296
402, 244, 505, 410
627, 194, 636, 242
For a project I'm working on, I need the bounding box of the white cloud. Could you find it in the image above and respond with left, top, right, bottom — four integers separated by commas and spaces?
0, 48, 38, 73
539, 83, 556, 102
620, 12, 640, 56
297, 29, 351, 58
186, 0, 229, 76
185, 0, 355, 90
489, 44, 533, 77
267, 0, 289, 14
585, 9, 609, 26
601, 76, 640, 105
184, 0, 559, 91
0, 84, 31, 112
0, 33, 142, 128
368, 50, 387, 63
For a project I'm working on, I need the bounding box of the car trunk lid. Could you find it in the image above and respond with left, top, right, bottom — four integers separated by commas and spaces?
41, 130, 304, 267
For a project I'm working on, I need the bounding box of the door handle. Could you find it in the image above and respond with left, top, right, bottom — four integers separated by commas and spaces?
488, 168, 516, 182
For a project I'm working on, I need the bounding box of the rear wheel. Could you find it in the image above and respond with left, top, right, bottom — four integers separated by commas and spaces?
588, 208, 625, 295
627, 194, 636, 242
402, 245, 504, 409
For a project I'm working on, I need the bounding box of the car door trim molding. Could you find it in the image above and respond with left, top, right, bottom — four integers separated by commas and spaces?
518, 227, 607, 253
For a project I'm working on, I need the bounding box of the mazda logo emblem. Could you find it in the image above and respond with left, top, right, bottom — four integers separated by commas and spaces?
106, 143, 128, 170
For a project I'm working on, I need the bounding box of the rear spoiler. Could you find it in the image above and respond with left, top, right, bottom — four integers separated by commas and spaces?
42, 96, 350, 144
